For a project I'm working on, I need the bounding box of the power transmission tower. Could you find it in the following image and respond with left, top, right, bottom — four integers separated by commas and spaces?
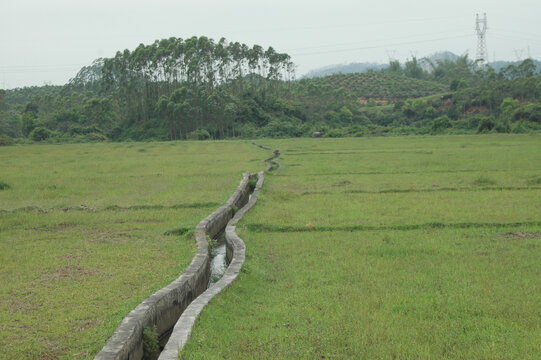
386, 50, 397, 62
514, 49, 524, 61
475, 13, 488, 66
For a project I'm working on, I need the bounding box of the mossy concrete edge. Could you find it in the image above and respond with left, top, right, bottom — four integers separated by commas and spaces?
158, 171, 264, 360
94, 175, 252, 360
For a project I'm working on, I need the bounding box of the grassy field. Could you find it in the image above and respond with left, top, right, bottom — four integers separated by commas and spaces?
182, 135, 541, 359
0, 141, 263, 359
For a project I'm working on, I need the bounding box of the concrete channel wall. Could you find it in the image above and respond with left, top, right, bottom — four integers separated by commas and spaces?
94, 174, 252, 360
264, 149, 281, 172
158, 171, 264, 360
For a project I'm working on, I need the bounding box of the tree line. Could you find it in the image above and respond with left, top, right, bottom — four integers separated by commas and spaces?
1, 38, 541, 144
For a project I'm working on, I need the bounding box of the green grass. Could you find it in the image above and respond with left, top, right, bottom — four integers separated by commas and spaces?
184, 228, 541, 359
182, 134, 541, 359
0, 140, 264, 359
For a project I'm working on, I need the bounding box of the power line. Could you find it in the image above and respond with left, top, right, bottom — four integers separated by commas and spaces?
285, 29, 473, 53
291, 34, 472, 57
491, 33, 541, 46
242, 14, 472, 34
0, 63, 86, 70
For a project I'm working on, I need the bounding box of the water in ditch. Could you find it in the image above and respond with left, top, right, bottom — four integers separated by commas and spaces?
207, 192, 254, 288
208, 232, 227, 288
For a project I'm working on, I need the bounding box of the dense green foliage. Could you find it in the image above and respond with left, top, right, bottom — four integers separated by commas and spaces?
300, 72, 448, 100
1, 37, 541, 142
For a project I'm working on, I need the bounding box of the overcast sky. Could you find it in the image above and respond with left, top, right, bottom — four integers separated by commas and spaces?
1, 0, 540, 89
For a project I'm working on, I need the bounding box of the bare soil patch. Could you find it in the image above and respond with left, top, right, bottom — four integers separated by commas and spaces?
502, 231, 541, 241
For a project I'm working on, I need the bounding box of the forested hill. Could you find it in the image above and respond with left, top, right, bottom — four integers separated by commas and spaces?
1, 36, 295, 142
1, 37, 541, 143
300, 72, 447, 101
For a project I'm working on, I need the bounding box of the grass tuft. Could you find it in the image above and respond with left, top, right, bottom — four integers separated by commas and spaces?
142, 326, 160, 357
163, 227, 191, 236
472, 175, 497, 186
249, 178, 258, 192
527, 175, 541, 185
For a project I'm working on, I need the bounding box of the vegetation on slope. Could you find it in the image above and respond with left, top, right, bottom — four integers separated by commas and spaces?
1, 36, 541, 142
299, 72, 448, 100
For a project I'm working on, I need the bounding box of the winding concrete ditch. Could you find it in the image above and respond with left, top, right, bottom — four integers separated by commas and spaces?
95, 146, 278, 360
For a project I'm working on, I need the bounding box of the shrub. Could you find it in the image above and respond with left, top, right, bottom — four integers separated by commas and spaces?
511, 121, 528, 134
238, 123, 257, 139
494, 120, 510, 133
249, 178, 258, 192
29, 127, 51, 141
466, 116, 483, 130
85, 132, 108, 142
431, 115, 452, 133
0, 134, 14, 146
142, 326, 160, 357
187, 129, 211, 140
326, 128, 346, 138
477, 117, 495, 133
257, 118, 305, 138
0, 181, 10, 190
423, 106, 438, 119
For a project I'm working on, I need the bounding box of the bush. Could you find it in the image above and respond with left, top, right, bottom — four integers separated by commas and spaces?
0, 181, 10, 190
85, 132, 109, 142
511, 121, 528, 134
431, 115, 452, 133
257, 118, 305, 138
0, 134, 14, 146
466, 116, 483, 130
187, 129, 211, 140
494, 121, 510, 133
326, 128, 346, 138
238, 123, 257, 139
477, 117, 495, 133
142, 326, 160, 357
69, 125, 103, 136
29, 127, 51, 141
423, 106, 438, 119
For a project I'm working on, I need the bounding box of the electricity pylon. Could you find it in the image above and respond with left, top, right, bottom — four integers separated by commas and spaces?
475, 13, 488, 66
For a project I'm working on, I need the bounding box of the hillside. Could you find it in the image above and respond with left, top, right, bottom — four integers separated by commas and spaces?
1, 38, 541, 143
489, 59, 541, 73
303, 62, 387, 78
301, 72, 448, 101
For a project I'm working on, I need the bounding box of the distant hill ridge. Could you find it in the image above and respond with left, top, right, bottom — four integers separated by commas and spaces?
303, 51, 541, 78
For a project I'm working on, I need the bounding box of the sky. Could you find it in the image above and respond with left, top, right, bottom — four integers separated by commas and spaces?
1, 0, 540, 89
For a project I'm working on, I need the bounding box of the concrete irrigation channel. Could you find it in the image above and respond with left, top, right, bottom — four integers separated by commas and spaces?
95, 146, 279, 360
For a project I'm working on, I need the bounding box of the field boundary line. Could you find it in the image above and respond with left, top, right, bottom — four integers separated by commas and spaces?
0, 202, 220, 214
246, 221, 541, 233
273, 168, 541, 177
294, 186, 541, 196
